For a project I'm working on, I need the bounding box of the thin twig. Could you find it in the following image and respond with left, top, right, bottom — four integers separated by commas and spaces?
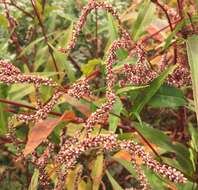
0, 1, 33, 18
0, 98, 61, 117
1, 0, 32, 71
95, 7, 99, 57
151, 0, 178, 64
30, 0, 60, 77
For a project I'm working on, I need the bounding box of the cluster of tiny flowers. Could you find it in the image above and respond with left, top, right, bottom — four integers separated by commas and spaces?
55, 134, 118, 172
85, 91, 116, 133
120, 141, 186, 183
82, 39, 133, 134
59, 0, 129, 54
130, 155, 150, 190
158, 55, 192, 87
121, 61, 191, 87
0, 60, 57, 87
73, 168, 83, 190
31, 142, 55, 189
134, 43, 147, 63
106, 39, 132, 90
158, 0, 180, 23
166, 65, 192, 87
121, 63, 158, 86
53, 134, 118, 189
46, 134, 186, 189
67, 79, 91, 99
17, 90, 64, 122
0, 60, 21, 75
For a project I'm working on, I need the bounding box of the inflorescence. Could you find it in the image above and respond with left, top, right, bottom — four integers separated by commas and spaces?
0, 0, 191, 189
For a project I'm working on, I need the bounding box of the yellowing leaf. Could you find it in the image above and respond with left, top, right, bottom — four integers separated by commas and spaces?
23, 111, 76, 156
91, 154, 104, 190
66, 165, 83, 190
81, 59, 101, 76
113, 150, 131, 161
186, 35, 198, 123
28, 169, 39, 190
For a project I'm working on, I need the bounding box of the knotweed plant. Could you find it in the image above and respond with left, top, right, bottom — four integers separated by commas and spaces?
0, 0, 196, 189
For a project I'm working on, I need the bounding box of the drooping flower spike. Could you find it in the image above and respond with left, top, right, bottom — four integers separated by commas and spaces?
59, 0, 131, 54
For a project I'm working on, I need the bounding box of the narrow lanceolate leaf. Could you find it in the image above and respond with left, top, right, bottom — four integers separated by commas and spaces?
148, 86, 186, 108
131, 65, 177, 114
0, 84, 8, 134
113, 157, 136, 176
116, 85, 148, 95
81, 59, 101, 76
49, 44, 76, 82
66, 165, 83, 190
164, 21, 184, 49
186, 35, 198, 124
131, 0, 155, 41
107, 13, 127, 59
106, 170, 124, 190
91, 154, 104, 190
23, 111, 75, 156
28, 169, 39, 190
188, 124, 198, 152
108, 97, 123, 132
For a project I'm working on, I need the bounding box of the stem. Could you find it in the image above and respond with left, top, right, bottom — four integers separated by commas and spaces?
151, 0, 178, 64
68, 55, 81, 72
95, 7, 99, 57
1, 0, 32, 71
187, 12, 196, 33
177, 0, 184, 19
0, 1, 34, 18
0, 98, 61, 116
30, 0, 60, 77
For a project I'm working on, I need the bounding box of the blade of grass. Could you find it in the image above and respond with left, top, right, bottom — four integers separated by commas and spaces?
186, 35, 198, 124
131, 0, 155, 41
106, 170, 124, 190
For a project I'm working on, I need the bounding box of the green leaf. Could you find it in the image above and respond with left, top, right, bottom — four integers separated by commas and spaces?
0, 14, 8, 28
107, 13, 119, 40
131, 0, 155, 41
186, 35, 198, 123
108, 97, 123, 132
143, 166, 167, 190
106, 170, 124, 190
19, 32, 55, 57
116, 85, 148, 95
134, 123, 193, 174
8, 84, 34, 100
91, 154, 103, 190
0, 84, 8, 134
113, 157, 136, 176
50, 44, 76, 82
148, 85, 186, 108
134, 122, 173, 151
131, 65, 176, 114
28, 169, 39, 190
188, 123, 198, 152
81, 59, 101, 76
59, 23, 74, 48
164, 20, 185, 49
107, 14, 127, 59
176, 181, 197, 190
